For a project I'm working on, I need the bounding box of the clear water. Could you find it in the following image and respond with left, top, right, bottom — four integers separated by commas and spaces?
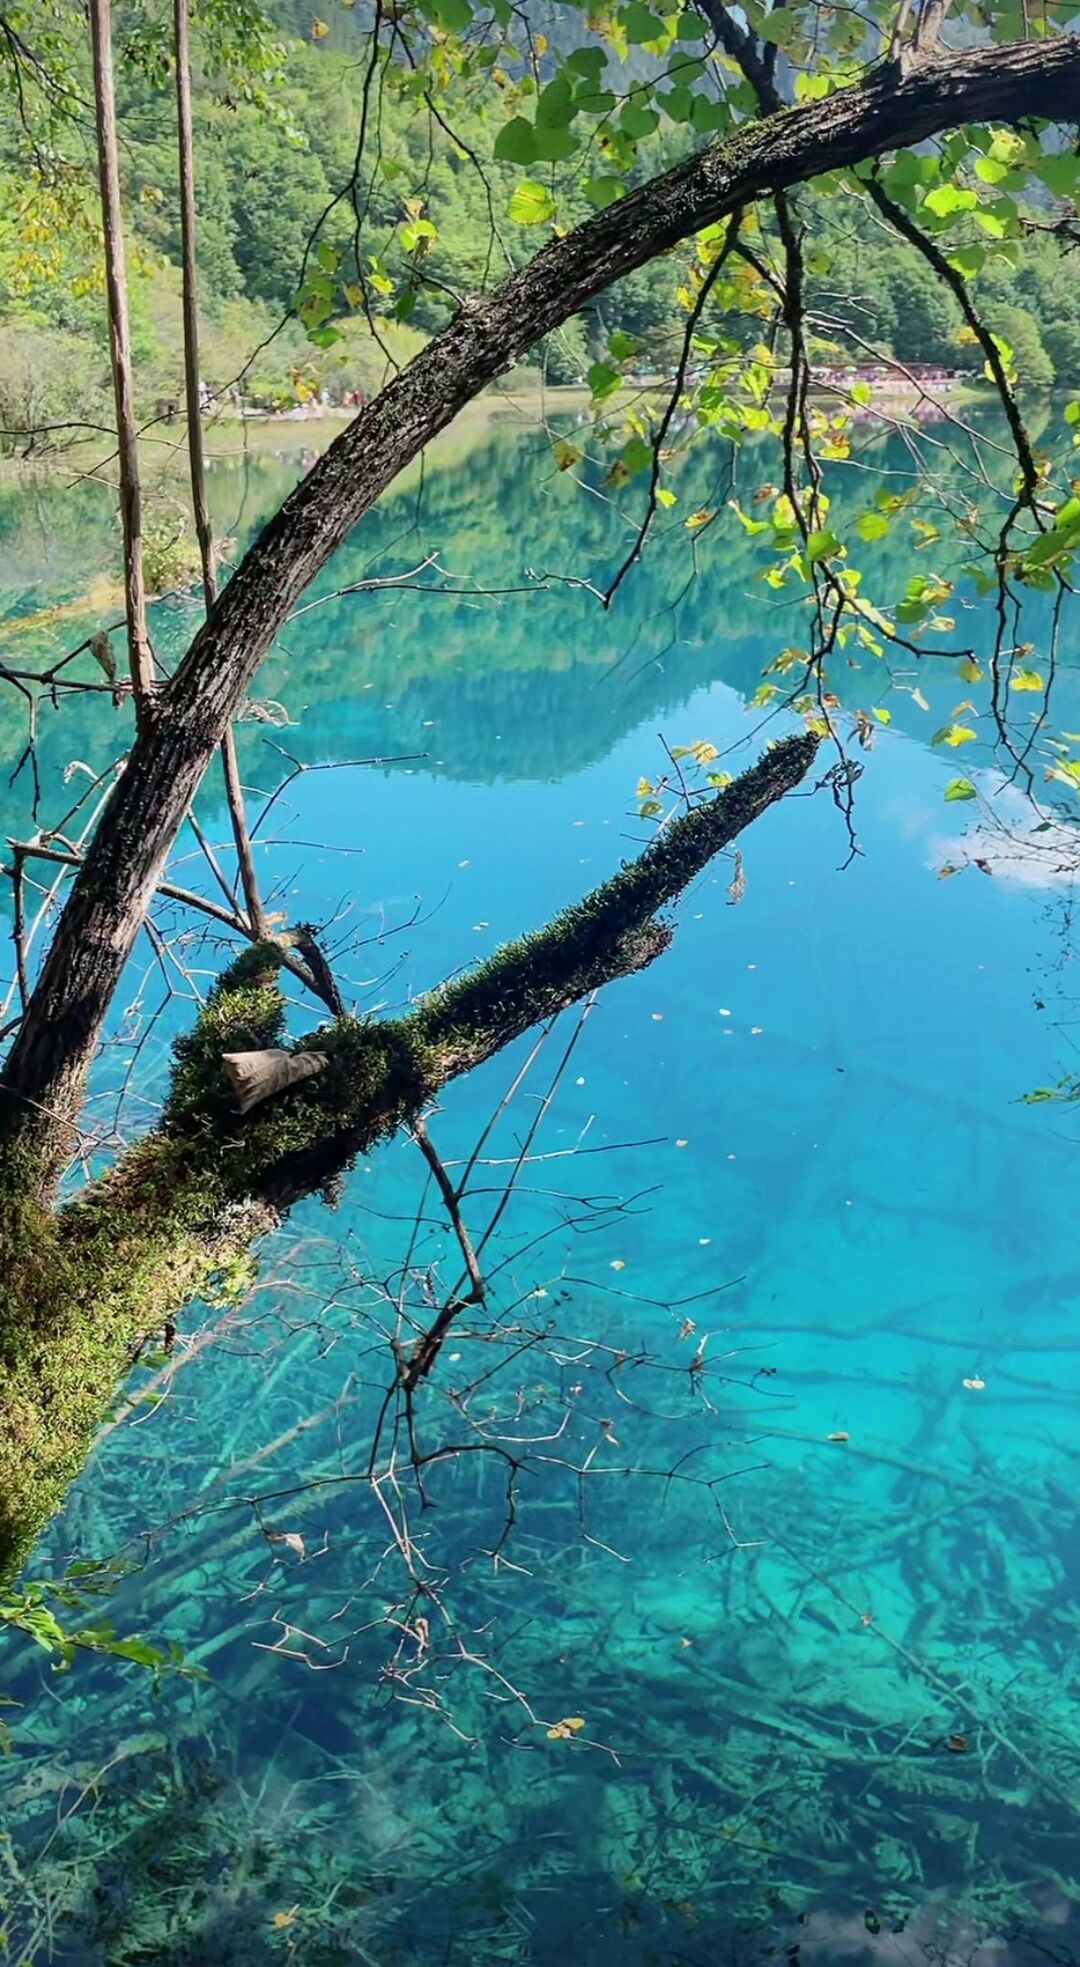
1, 416, 1079, 1965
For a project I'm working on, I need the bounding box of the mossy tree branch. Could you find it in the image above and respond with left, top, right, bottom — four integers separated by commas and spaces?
0, 734, 817, 1580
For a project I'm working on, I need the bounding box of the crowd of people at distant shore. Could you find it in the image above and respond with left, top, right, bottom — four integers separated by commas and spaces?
155, 380, 371, 424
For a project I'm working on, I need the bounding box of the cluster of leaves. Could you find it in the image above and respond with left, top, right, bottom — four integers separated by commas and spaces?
0, 1562, 199, 1687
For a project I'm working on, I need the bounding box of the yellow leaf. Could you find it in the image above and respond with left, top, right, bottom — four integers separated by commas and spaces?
311, 15, 330, 33
547, 1714, 587, 1740
1010, 667, 1044, 692
610, 1259, 626, 1271
958, 657, 984, 684
685, 509, 715, 531
272, 1909, 298, 1930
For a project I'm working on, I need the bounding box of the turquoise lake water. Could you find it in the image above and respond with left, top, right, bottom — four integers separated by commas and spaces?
1, 416, 1079, 1963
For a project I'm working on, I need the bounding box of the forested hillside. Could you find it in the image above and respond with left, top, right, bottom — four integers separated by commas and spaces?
1, 0, 1077, 451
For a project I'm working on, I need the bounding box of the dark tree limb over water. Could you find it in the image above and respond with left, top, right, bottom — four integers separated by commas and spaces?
1, 36, 1079, 1179
0, 733, 817, 1580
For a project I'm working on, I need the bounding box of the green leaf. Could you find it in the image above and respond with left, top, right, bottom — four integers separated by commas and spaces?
494, 117, 537, 165
564, 46, 606, 77
944, 777, 977, 801
622, 435, 653, 475
621, 100, 660, 138
806, 528, 841, 563
855, 511, 889, 542
621, 1, 665, 40
587, 360, 621, 403
1037, 151, 1080, 197
584, 176, 625, 209
758, 6, 797, 44
508, 179, 556, 225
609, 328, 640, 361
923, 184, 978, 219
433, 0, 472, 28
660, 84, 694, 122
947, 244, 985, 279
532, 125, 580, 162
535, 78, 576, 128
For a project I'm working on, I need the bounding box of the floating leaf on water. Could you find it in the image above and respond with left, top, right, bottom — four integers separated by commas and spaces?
267, 1531, 305, 1558
610, 1260, 626, 1272
546, 1715, 586, 1740
963, 1375, 985, 1390
938, 864, 961, 880
827, 1431, 850, 1443
675, 1137, 688, 1147
946, 1734, 969, 1753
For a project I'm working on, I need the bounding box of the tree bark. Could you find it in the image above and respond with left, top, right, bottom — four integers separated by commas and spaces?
89, 0, 154, 710
173, 0, 268, 940
0, 735, 817, 1578
2, 35, 1078, 1181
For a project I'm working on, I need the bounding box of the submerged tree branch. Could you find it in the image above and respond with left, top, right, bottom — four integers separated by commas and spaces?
88, 0, 153, 711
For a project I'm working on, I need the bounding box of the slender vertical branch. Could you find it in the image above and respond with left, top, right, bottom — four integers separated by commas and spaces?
173, 0, 268, 937
11, 848, 29, 1014
88, 0, 154, 713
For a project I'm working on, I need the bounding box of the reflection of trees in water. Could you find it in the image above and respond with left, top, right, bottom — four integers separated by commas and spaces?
1, 420, 1079, 819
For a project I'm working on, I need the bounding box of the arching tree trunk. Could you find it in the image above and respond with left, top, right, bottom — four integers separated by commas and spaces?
1, 36, 1077, 1187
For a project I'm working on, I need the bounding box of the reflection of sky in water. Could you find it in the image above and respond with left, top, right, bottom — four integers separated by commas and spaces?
1, 431, 1079, 1964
